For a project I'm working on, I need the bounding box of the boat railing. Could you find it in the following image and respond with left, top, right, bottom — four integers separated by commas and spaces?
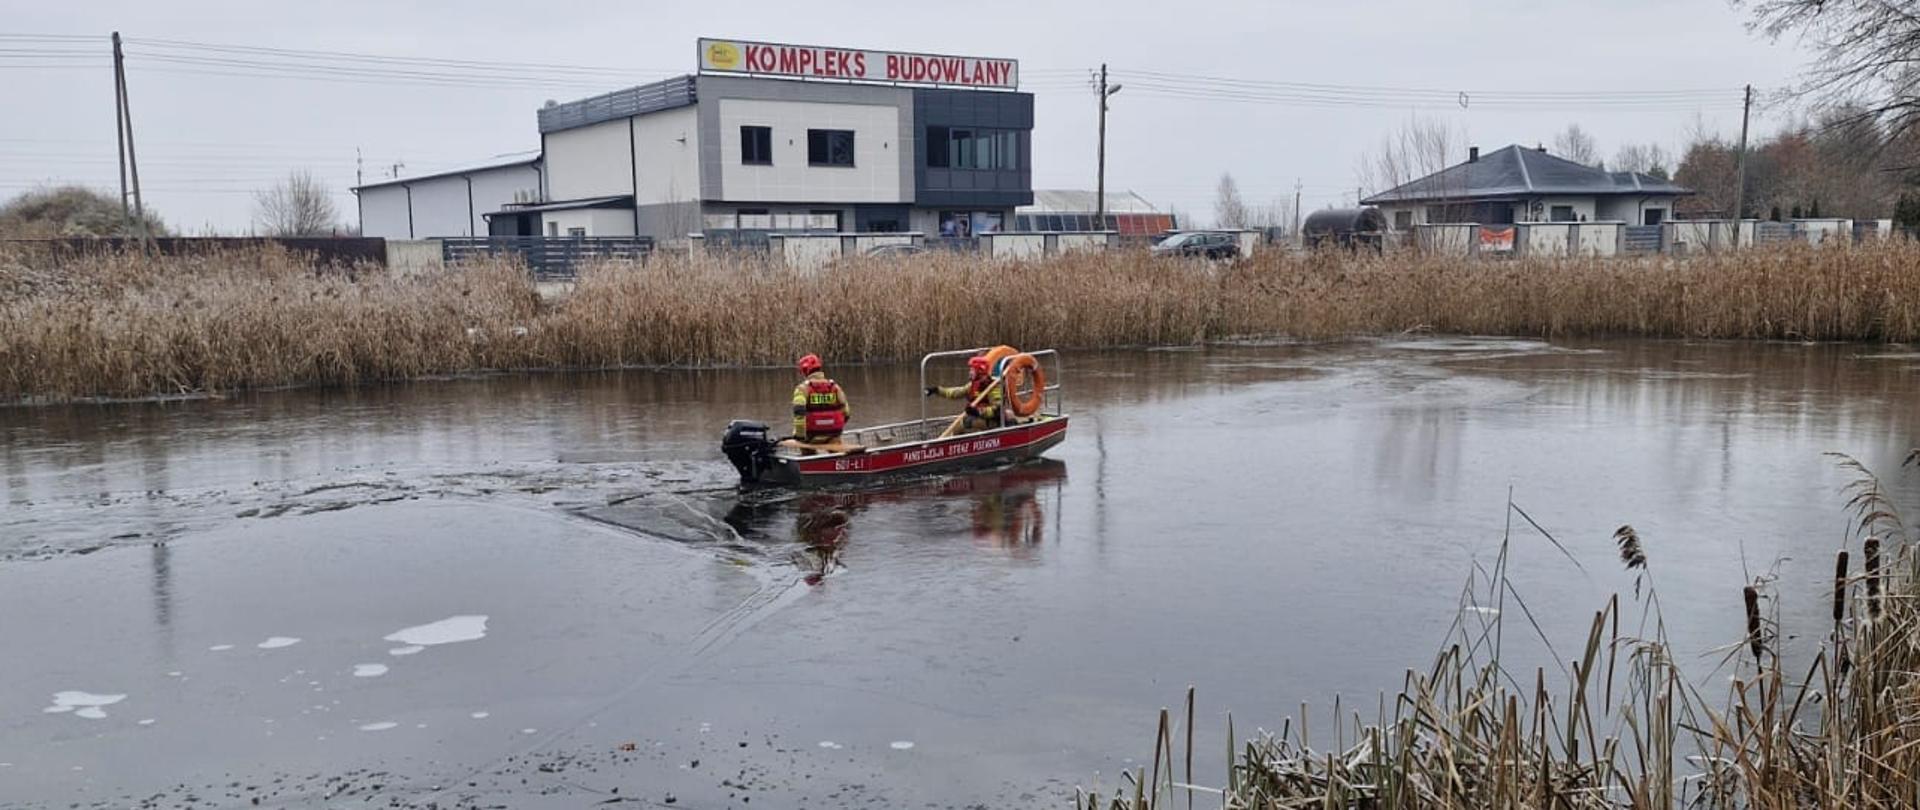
918, 348, 1065, 429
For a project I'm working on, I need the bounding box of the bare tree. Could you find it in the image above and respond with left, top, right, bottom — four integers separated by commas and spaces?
253, 170, 340, 237
1553, 123, 1601, 166
1246, 196, 1297, 234
1357, 114, 1463, 197
1213, 173, 1249, 228
1745, 0, 1920, 141
1613, 142, 1673, 177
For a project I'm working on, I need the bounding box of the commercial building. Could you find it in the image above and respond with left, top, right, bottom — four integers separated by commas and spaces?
355, 38, 1033, 242
1362, 144, 1691, 230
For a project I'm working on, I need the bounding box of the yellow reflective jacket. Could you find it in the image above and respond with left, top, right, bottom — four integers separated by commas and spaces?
936, 376, 1002, 421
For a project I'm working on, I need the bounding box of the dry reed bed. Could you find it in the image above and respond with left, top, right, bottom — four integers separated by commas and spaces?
6, 240, 1920, 401
1081, 457, 1920, 809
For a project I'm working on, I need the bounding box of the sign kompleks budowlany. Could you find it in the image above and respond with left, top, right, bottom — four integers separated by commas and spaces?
698, 38, 1019, 90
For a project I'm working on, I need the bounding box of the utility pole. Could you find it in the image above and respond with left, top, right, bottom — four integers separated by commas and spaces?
113, 34, 128, 226
1094, 64, 1121, 230
1293, 180, 1303, 245
1732, 84, 1753, 232
112, 32, 150, 248
356, 147, 364, 188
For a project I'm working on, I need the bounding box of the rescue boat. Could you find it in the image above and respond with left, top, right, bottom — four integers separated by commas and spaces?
720, 348, 1069, 488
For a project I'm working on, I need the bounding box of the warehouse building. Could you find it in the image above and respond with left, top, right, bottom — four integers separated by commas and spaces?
355, 38, 1032, 242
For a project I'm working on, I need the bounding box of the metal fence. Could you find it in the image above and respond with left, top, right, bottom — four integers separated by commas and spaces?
3, 236, 386, 266
1622, 225, 1663, 253
440, 236, 653, 280
922, 236, 983, 253
1754, 222, 1797, 244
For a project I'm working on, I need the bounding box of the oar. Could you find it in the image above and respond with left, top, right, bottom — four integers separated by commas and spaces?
937, 374, 1004, 439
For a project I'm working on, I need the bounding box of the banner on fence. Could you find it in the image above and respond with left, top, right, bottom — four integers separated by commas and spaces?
1479, 226, 1515, 254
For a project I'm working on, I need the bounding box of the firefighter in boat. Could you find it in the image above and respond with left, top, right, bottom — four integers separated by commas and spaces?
926, 354, 1004, 433
791, 353, 851, 444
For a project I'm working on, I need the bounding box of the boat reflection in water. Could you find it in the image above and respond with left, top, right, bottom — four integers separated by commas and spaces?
728, 459, 1068, 584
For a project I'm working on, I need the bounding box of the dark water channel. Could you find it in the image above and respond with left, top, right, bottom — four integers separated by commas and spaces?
3, 337, 1919, 808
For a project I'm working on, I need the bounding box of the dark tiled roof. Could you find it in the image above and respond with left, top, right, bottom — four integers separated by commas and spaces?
1362, 144, 1690, 204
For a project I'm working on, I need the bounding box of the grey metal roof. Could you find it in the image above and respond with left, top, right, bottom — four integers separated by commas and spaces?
491, 195, 633, 214
537, 75, 697, 134
1019, 189, 1161, 214
351, 157, 539, 192
1361, 145, 1690, 204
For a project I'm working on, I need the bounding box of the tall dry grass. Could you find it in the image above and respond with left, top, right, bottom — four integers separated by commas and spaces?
1079, 456, 1920, 809
7, 239, 1920, 401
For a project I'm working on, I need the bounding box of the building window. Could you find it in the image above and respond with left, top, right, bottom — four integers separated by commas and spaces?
740, 126, 772, 165
927, 126, 950, 168
546, 221, 558, 236
1393, 210, 1413, 230
738, 209, 771, 230
928, 127, 1019, 170
567, 227, 586, 238
1550, 205, 1576, 223
939, 211, 1003, 237
1643, 209, 1666, 226
808, 129, 855, 167
808, 210, 842, 231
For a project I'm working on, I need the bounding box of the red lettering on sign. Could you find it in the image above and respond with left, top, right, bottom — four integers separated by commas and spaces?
852, 52, 866, 77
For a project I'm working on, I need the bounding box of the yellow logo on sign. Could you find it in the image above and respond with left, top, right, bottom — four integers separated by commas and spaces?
705, 41, 741, 70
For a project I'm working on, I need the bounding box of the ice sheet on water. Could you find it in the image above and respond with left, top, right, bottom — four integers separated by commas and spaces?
358, 722, 398, 731
352, 664, 388, 678
257, 637, 301, 649
387, 646, 424, 656
43, 691, 127, 719
383, 615, 488, 647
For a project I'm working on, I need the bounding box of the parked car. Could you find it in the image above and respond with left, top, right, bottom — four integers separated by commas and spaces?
1150, 231, 1240, 260
864, 243, 926, 258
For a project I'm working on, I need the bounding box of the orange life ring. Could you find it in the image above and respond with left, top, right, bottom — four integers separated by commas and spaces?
1002, 353, 1046, 418
981, 345, 1020, 372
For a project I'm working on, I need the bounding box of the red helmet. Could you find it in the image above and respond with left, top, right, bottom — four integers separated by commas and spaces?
797, 353, 823, 376
968, 355, 991, 375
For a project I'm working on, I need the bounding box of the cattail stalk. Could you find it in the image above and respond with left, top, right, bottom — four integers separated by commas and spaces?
1864, 536, 1882, 620
1744, 585, 1765, 666
1834, 550, 1849, 627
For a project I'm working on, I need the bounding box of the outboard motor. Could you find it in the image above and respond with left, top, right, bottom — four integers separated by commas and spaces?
720, 419, 774, 484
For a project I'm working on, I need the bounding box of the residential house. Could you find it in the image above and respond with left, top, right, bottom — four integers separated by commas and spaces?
1362, 144, 1690, 230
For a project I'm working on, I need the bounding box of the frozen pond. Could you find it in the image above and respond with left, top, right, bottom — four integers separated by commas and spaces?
3, 337, 1918, 806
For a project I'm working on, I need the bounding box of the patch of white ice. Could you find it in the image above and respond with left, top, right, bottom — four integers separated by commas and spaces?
358, 722, 398, 732
208, 644, 234, 651
43, 691, 127, 719
817, 741, 843, 750
137, 718, 156, 726
383, 616, 488, 648
352, 664, 388, 678
521, 728, 537, 734
387, 646, 424, 657
890, 741, 915, 750
469, 711, 490, 719
257, 637, 301, 649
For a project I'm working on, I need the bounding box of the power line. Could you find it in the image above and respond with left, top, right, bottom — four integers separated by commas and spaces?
1112, 68, 1745, 102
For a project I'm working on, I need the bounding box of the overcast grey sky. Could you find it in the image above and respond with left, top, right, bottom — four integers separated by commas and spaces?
3, 1, 1807, 232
